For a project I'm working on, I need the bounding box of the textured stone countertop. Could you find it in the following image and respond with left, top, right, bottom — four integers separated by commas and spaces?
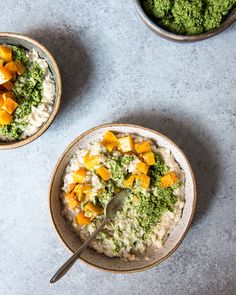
0, 1, 235, 294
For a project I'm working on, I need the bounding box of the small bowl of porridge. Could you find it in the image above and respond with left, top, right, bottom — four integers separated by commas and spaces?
49, 124, 196, 273
0, 32, 62, 149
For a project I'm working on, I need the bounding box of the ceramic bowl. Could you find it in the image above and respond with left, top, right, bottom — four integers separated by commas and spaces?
133, 0, 236, 42
49, 123, 196, 273
0, 32, 62, 149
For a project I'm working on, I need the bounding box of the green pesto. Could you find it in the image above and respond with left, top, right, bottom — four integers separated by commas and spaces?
131, 186, 176, 239
149, 153, 169, 186
97, 180, 116, 207
105, 155, 135, 187
0, 46, 44, 140
96, 152, 178, 247
142, 0, 236, 35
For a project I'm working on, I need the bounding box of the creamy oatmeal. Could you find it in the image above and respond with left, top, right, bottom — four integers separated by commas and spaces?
61, 131, 185, 260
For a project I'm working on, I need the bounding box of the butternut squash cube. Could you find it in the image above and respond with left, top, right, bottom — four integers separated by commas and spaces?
159, 172, 178, 188
2, 81, 13, 90
68, 199, 80, 210
84, 202, 103, 215
117, 136, 133, 153
65, 192, 80, 210
0, 46, 12, 63
0, 109, 13, 124
135, 161, 149, 175
136, 174, 150, 190
96, 166, 111, 181
3, 92, 14, 99
85, 190, 92, 201
102, 130, 117, 143
102, 131, 118, 152
104, 141, 117, 153
142, 152, 155, 166
73, 184, 84, 201
84, 153, 103, 170
0, 94, 3, 107
0, 67, 12, 84
140, 174, 150, 189
134, 141, 151, 154
124, 174, 135, 188
15, 60, 25, 75
1, 97, 18, 114
76, 211, 91, 225
73, 167, 87, 183
5, 61, 17, 74
68, 183, 76, 193
82, 183, 92, 192
0, 59, 3, 66
65, 191, 76, 202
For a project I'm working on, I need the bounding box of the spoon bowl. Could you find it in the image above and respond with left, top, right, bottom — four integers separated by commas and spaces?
105, 189, 131, 219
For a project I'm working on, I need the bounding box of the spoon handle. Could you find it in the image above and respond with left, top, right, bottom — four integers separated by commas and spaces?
50, 218, 107, 284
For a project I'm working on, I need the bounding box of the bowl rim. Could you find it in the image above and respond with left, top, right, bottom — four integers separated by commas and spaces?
0, 32, 62, 150
49, 123, 197, 274
133, 0, 236, 42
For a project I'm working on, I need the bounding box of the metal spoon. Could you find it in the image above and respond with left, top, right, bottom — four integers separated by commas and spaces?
50, 189, 131, 284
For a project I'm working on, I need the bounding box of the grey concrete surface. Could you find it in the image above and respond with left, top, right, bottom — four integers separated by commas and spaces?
0, 1, 235, 294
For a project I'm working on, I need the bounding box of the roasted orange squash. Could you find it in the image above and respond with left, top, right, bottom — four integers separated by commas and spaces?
1, 97, 18, 114
3, 92, 15, 99
73, 167, 87, 183
65, 192, 80, 210
5, 61, 17, 74
135, 161, 149, 175
84, 153, 103, 170
0, 67, 12, 84
0, 46, 12, 63
117, 136, 133, 153
136, 174, 150, 189
84, 202, 103, 215
159, 172, 178, 188
142, 151, 155, 166
15, 60, 25, 75
124, 174, 135, 188
76, 211, 91, 225
0, 109, 13, 124
134, 141, 151, 154
73, 184, 84, 201
96, 166, 111, 181
0, 94, 3, 107
68, 183, 76, 192
102, 130, 117, 143
2, 81, 13, 90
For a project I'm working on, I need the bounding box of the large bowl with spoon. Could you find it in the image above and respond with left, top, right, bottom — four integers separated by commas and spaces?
49, 123, 196, 273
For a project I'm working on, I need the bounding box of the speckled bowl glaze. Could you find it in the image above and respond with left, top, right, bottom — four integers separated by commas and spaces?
0, 32, 62, 149
133, 0, 236, 42
49, 124, 196, 273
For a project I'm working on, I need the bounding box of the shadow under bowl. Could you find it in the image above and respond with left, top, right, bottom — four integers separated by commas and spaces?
0, 32, 62, 149
49, 123, 197, 273
133, 0, 236, 42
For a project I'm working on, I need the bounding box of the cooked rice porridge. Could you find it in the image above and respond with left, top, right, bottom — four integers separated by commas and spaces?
61, 131, 185, 261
